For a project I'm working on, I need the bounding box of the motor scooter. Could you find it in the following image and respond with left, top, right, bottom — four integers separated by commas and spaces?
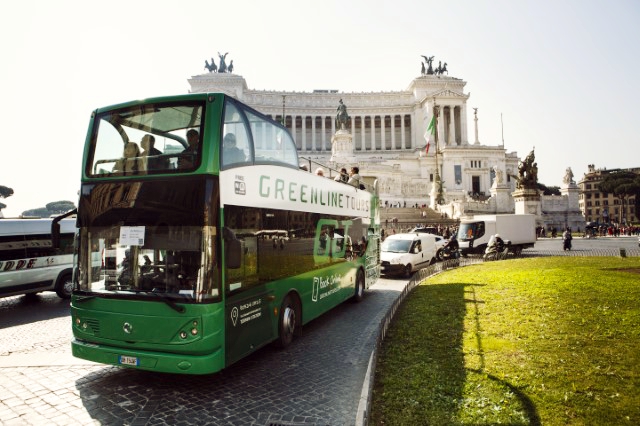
440, 245, 460, 260
483, 236, 510, 261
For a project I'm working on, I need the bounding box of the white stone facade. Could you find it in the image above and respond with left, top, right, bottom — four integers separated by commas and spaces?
188, 72, 522, 213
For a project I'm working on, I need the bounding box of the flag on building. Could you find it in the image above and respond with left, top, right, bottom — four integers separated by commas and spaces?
423, 114, 436, 154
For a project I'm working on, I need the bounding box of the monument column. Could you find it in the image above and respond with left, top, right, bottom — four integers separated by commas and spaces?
447, 106, 453, 146
474, 108, 480, 145
303, 116, 310, 151
391, 115, 396, 149
401, 114, 406, 149
410, 114, 416, 149
381, 115, 386, 150
361, 116, 366, 151
371, 116, 376, 151
321, 116, 326, 152
461, 104, 468, 145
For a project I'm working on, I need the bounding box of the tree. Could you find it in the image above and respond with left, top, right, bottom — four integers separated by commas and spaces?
598, 171, 640, 223
0, 185, 14, 199
0, 185, 14, 212
46, 201, 76, 214
537, 182, 561, 196
21, 200, 76, 218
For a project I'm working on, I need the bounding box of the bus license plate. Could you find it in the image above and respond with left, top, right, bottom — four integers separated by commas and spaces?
119, 355, 139, 366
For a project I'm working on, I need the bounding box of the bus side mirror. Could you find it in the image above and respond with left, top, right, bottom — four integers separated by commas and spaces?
223, 227, 242, 269
52, 208, 77, 249
52, 222, 60, 249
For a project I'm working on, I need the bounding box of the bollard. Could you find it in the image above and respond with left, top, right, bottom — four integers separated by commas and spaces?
619, 248, 627, 258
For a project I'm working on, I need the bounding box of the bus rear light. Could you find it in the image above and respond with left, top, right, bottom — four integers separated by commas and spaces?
273, 308, 278, 317
180, 331, 187, 339
191, 328, 198, 336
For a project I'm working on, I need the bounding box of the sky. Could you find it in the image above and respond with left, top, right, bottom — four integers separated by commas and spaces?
1, 0, 639, 217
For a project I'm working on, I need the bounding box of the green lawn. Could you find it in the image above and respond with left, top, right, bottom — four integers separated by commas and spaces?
370, 257, 640, 425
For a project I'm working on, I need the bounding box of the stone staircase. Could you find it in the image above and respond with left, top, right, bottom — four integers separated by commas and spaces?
379, 206, 457, 232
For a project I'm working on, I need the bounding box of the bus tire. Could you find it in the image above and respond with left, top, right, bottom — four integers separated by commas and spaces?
277, 294, 300, 348
55, 273, 73, 299
353, 270, 365, 303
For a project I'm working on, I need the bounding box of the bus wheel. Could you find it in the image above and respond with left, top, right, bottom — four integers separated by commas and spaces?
353, 270, 365, 303
55, 273, 73, 299
277, 295, 299, 348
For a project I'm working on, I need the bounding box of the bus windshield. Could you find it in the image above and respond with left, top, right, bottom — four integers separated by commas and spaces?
88, 101, 204, 176
80, 225, 217, 302
75, 178, 220, 303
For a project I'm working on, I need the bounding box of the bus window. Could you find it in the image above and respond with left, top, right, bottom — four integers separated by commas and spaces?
222, 101, 252, 168
88, 102, 204, 176
246, 110, 298, 168
80, 225, 220, 300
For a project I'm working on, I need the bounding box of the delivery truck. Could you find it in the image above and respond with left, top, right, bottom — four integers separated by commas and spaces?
457, 214, 536, 256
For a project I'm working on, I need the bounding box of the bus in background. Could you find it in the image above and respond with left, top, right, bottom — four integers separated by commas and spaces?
0, 218, 76, 299
67, 93, 380, 375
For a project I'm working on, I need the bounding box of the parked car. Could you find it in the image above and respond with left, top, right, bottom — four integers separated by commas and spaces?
380, 233, 438, 277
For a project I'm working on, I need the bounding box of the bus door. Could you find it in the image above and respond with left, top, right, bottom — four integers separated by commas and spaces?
224, 232, 275, 366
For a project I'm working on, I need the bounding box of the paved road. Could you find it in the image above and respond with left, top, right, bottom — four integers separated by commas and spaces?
0, 236, 637, 425
0, 278, 408, 426
530, 234, 639, 254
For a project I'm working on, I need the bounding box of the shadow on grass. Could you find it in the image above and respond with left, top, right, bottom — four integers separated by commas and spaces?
381, 283, 541, 425
464, 284, 540, 426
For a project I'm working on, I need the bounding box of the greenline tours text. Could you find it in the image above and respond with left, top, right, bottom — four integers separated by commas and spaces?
258, 175, 370, 213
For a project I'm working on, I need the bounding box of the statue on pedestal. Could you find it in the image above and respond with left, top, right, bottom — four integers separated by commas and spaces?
514, 148, 538, 190
335, 99, 350, 130
204, 58, 217, 73
493, 166, 504, 187
217, 52, 228, 73
562, 167, 575, 185
421, 55, 435, 75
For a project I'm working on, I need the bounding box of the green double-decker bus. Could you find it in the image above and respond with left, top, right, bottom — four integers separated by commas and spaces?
68, 93, 380, 374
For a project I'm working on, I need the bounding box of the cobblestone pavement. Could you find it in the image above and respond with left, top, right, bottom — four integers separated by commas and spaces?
0, 279, 407, 426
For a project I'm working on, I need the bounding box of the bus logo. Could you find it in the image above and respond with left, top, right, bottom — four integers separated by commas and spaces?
234, 180, 246, 195
231, 307, 239, 326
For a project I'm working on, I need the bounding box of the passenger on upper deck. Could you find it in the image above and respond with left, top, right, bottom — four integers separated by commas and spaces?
222, 133, 245, 165
113, 142, 144, 174
178, 129, 200, 169
334, 168, 348, 183
347, 166, 363, 189
141, 134, 170, 170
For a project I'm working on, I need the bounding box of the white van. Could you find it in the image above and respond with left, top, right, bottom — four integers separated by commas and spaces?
0, 218, 76, 299
380, 233, 438, 277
